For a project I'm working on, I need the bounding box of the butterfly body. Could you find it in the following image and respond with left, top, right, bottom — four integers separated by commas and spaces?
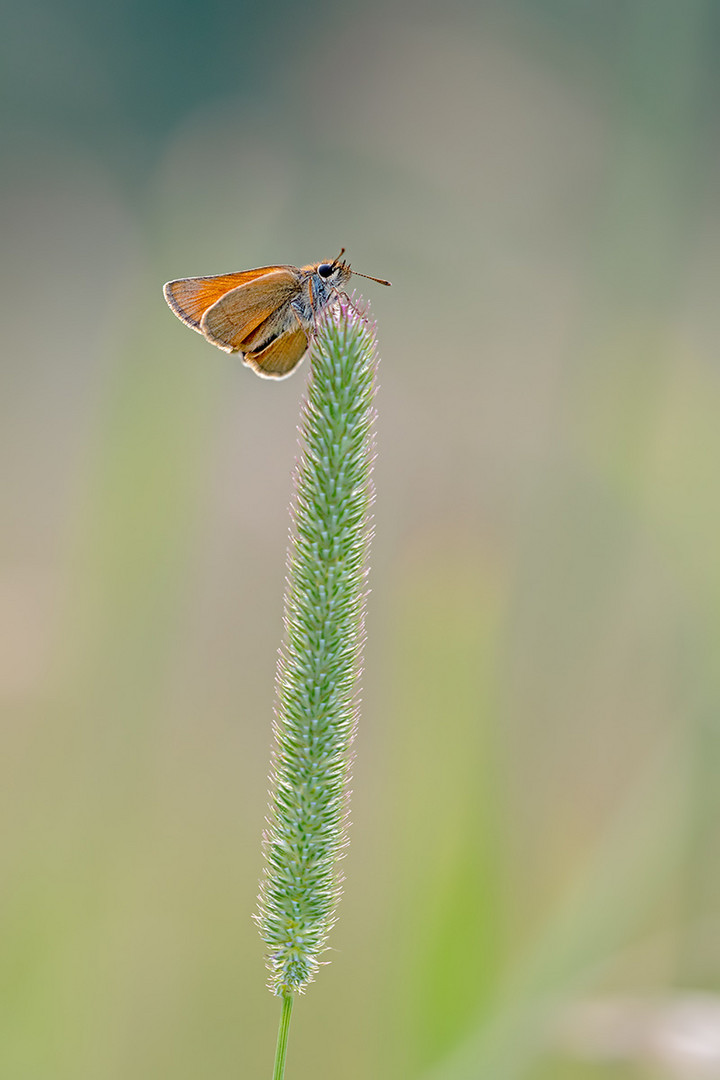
163, 251, 388, 379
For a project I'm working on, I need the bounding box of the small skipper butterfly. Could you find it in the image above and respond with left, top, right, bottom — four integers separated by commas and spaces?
163, 249, 390, 379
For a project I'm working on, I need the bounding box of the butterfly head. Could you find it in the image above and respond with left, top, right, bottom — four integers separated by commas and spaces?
315, 250, 352, 289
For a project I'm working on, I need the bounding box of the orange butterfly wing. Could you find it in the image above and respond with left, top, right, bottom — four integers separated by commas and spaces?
199, 269, 301, 353
163, 266, 297, 333
244, 328, 310, 379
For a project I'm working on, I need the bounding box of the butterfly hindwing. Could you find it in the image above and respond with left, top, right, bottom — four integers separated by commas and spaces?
244, 328, 310, 379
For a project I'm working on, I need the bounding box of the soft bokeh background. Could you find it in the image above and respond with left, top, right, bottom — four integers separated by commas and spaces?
3, 1, 720, 1077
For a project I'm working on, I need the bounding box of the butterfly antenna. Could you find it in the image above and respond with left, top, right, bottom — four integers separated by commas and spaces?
332, 247, 391, 286
352, 270, 392, 287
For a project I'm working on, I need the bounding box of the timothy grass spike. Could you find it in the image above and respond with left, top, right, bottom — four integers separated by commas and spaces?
256, 299, 379, 998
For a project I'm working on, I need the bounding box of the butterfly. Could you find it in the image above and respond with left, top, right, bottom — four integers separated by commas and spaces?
163, 249, 390, 379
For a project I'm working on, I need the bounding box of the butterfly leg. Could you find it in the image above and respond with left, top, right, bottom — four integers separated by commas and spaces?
333, 289, 371, 323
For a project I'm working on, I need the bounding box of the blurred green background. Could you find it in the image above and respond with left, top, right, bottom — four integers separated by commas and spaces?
3, 1, 720, 1077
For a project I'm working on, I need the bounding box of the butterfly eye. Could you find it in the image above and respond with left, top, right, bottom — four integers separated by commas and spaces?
317, 263, 334, 279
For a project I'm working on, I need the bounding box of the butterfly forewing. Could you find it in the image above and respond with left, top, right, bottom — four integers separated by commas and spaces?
200, 269, 301, 353
163, 266, 296, 332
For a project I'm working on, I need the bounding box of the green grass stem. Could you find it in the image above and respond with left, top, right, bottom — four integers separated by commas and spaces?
272, 994, 294, 1080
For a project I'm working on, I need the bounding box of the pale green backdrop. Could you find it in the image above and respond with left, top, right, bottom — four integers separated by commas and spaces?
2, 1, 720, 1077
